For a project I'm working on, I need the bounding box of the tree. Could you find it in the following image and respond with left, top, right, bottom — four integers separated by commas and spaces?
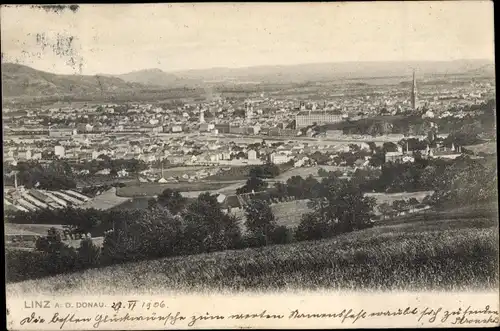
305, 177, 376, 237
317, 168, 329, 177
382, 142, 399, 153
392, 199, 407, 216
369, 152, 385, 168
367, 142, 377, 153
408, 198, 420, 212
182, 193, 242, 253
377, 202, 393, 220
77, 238, 101, 268
244, 199, 277, 245
295, 212, 333, 241
237, 175, 268, 194
155, 188, 187, 215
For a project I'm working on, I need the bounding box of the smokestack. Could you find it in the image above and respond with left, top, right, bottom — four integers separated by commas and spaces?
14, 171, 18, 190
411, 69, 417, 111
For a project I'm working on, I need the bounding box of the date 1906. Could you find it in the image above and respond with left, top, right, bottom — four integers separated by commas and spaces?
111, 300, 167, 312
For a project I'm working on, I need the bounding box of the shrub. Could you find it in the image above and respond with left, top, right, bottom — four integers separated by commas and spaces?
295, 212, 335, 241
269, 225, 294, 245
77, 238, 102, 268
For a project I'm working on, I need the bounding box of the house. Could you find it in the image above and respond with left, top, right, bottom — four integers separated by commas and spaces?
247, 150, 257, 160
171, 125, 183, 133
269, 153, 291, 164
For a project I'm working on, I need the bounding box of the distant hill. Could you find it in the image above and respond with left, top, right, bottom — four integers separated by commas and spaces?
172, 59, 495, 83
1, 63, 147, 99
111, 68, 202, 87
463, 63, 495, 77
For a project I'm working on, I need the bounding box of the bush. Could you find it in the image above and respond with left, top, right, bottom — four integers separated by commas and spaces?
269, 225, 294, 245
101, 208, 184, 264
77, 238, 101, 268
295, 212, 335, 241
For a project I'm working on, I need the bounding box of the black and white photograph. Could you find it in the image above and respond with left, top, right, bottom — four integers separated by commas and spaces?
3, 2, 498, 329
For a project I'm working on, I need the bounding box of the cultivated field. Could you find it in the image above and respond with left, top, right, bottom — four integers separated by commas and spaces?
6, 210, 498, 296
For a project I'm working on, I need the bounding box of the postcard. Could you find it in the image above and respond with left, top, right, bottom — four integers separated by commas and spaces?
3, 2, 498, 329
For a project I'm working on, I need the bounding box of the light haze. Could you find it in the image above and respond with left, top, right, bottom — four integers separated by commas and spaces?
1, 2, 495, 75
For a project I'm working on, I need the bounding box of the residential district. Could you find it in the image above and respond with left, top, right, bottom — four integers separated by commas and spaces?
3, 73, 496, 238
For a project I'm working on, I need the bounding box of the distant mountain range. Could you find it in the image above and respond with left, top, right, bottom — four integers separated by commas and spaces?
2, 59, 494, 101
107, 68, 202, 87
171, 59, 495, 83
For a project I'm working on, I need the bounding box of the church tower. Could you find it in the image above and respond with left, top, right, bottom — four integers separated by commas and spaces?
411, 69, 417, 111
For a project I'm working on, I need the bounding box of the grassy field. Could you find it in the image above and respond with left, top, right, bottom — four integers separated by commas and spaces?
204, 165, 257, 181
232, 199, 311, 230
365, 191, 434, 205
6, 209, 498, 295
274, 166, 347, 182
116, 181, 234, 197
151, 166, 220, 177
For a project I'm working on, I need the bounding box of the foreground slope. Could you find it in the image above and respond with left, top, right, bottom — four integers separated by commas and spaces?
7, 210, 498, 296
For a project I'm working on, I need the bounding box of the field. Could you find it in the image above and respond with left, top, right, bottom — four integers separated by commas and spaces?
116, 181, 234, 197
206, 164, 294, 181
274, 166, 346, 181
232, 199, 311, 229
151, 166, 220, 177
365, 191, 434, 204
204, 165, 257, 181
231, 191, 434, 229
6, 208, 498, 296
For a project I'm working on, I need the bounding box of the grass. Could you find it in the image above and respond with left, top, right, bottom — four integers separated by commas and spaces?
6, 211, 498, 296
205, 165, 256, 181
116, 182, 233, 197
231, 199, 311, 229
274, 166, 346, 181
365, 191, 434, 204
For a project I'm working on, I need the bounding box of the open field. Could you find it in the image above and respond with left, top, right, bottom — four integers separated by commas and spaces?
150, 166, 220, 177
116, 181, 234, 197
6, 208, 498, 295
204, 165, 257, 181
275, 166, 348, 181
365, 191, 434, 204
464, 141, 497, 155
231, 199, 311, 230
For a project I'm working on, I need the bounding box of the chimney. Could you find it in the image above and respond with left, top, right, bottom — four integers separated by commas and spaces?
14, 171, 18, 190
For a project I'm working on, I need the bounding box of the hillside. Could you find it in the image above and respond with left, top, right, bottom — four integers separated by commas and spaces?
112, 68, 202, 87
1, 63, 147, 99
6, 210, 498, 294
173, 59, 494, 83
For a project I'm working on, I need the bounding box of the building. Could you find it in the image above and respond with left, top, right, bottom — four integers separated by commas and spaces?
49, 128, 75, 138
215, 123, 231, 134
247, 150, 257, 160
269, 153, 291, 164
171, 125, 183, 133
199, 108, 205, 124
295, 111, 343, 129
54, 146, 65, 158
411, 69, 417, 111
17, 150, 32, 161
200, 123, 215, 132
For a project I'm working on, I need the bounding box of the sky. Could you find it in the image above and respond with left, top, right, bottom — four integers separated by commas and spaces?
1, 2, 495, 75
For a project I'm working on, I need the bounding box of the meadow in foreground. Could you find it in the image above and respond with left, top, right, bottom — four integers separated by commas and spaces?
7, 215, 498, 296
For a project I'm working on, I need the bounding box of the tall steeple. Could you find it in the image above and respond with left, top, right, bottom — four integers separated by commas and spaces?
199, 107, 205, 124
411, 69, 417, 111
